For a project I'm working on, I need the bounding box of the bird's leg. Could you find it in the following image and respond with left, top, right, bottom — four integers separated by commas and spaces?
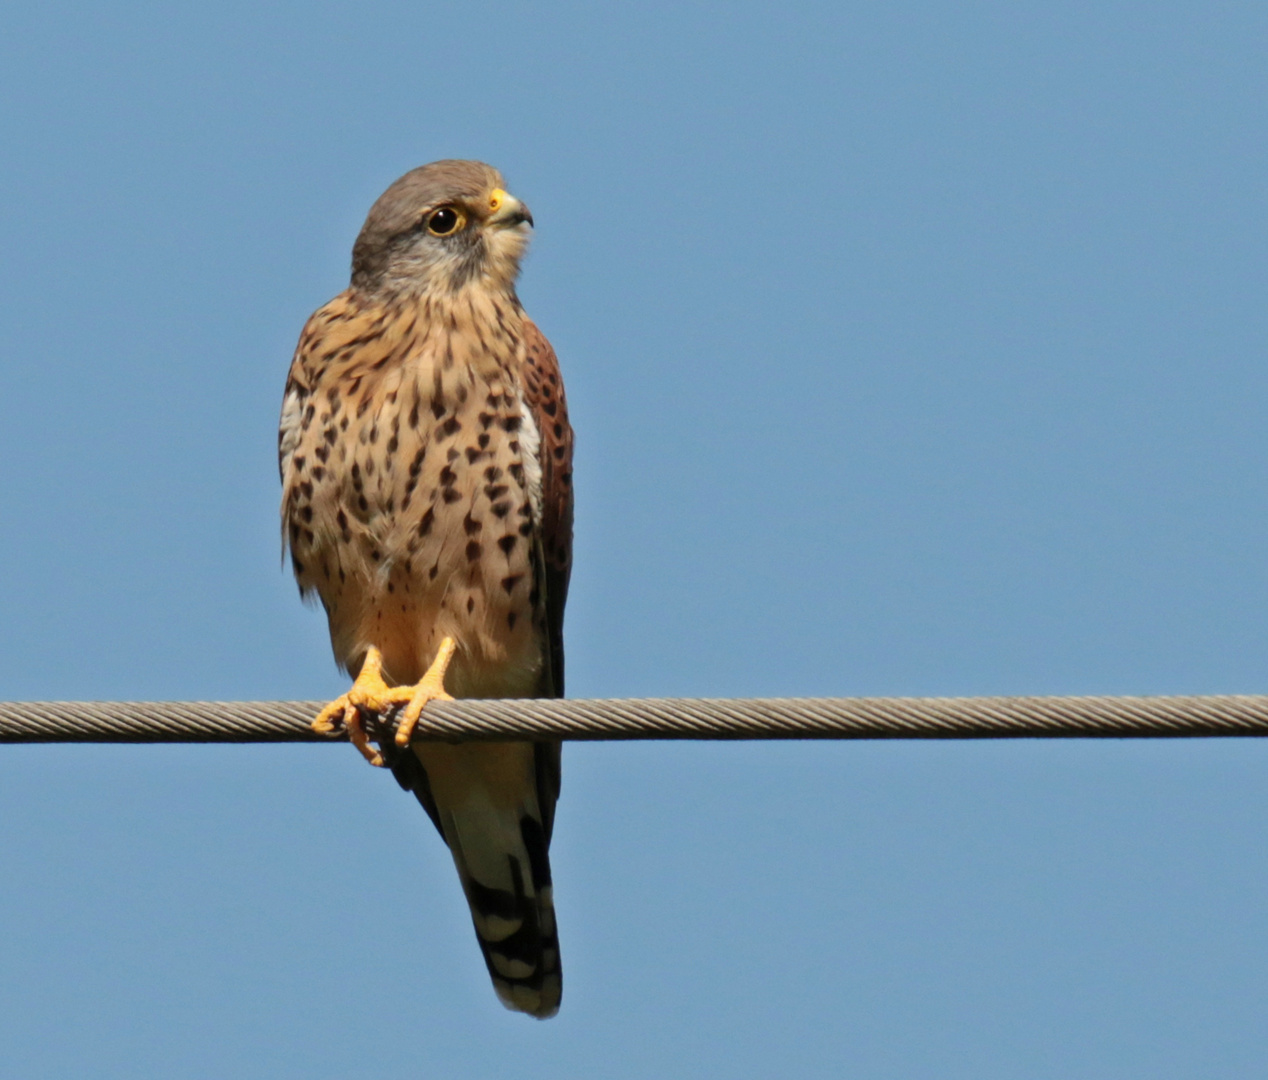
394, 636, 457, 747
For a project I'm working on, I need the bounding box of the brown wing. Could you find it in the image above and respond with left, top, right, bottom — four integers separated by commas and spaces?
520, 318, 574, 698
520, 319, 572, 844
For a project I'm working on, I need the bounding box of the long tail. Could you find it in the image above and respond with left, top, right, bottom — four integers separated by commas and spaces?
387, 740, 562, 1018
446, 803, 561, 1017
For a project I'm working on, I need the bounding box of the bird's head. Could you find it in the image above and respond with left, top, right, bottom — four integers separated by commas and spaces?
350, 160, 533, 299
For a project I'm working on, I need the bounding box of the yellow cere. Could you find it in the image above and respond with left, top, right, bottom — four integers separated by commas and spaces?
489, 188, 506, 212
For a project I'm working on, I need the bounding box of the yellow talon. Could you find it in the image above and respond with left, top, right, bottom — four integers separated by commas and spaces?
311, 639, 457, 763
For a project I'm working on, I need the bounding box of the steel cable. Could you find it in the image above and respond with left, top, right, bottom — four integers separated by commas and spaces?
1, 695, 1268, 743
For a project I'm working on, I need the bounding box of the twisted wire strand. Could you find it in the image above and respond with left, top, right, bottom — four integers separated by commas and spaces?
1, 695, 1267, 744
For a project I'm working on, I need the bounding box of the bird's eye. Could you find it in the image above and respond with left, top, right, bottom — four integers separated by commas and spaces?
426, 207, 465, 236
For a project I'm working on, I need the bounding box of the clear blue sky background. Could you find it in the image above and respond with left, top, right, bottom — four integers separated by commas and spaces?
0, 2, 1266, 1076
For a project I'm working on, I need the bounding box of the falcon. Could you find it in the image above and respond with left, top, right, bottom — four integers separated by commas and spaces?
278, 160, 573, 1018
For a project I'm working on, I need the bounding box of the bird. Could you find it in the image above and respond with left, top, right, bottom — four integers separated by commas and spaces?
278, 160, 573, 1018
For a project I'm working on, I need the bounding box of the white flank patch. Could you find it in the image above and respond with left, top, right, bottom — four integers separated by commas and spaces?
516, 390, 544, 528
277, 386, 304, 481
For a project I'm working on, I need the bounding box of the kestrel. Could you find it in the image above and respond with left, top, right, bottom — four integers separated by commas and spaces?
278, 160, 573, 1018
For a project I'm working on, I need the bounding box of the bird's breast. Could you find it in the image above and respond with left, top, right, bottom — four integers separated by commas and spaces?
283, 291, 547, 695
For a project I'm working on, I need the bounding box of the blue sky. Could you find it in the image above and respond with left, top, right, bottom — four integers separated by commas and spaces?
1, 2, 1267, 1076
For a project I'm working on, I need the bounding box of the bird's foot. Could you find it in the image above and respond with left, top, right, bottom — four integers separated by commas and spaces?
312, 645, 424, 766
311, 640, 456, 764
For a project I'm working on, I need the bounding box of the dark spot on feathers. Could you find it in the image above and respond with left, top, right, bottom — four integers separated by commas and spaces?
501, 574, 522, 594
463, 511, 481, 536
466, 541, 481, 561
498, 535, 517, 555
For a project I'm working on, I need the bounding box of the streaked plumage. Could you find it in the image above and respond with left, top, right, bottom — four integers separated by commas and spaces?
279, 160, 573, 1017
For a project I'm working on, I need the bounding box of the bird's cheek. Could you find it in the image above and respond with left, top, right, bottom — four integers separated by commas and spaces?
488, 229, 528, 270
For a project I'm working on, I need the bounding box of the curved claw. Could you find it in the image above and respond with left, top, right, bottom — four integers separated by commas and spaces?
312, 698, 355, 735
346, 710, 385, 766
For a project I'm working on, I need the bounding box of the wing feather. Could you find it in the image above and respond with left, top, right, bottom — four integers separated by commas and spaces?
517, 320, 572, 845
519, 319, 574, 698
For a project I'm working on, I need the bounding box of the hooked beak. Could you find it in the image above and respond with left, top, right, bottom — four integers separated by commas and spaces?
488, 187, 533, 229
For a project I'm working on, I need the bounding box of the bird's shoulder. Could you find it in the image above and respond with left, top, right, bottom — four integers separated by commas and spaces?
286, 289, 415, 387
